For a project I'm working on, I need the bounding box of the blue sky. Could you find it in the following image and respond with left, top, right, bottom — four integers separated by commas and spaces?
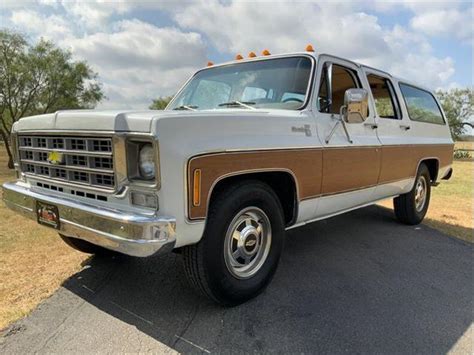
0, 0, 472, 109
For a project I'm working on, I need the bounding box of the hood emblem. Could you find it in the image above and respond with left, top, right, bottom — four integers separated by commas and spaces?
47, 151, 64, 165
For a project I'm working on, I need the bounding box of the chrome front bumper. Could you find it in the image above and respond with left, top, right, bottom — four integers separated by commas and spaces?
2, 181, 176, 257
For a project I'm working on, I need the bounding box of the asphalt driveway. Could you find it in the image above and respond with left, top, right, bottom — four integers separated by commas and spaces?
1, 206, 472, 354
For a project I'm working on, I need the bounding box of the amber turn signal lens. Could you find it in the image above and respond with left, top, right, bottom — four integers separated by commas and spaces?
305, 44, 315, 52
193, 169, 201, 207
235, 54, 243, 60
248, 51, 256, 58
261, 49, 271, 55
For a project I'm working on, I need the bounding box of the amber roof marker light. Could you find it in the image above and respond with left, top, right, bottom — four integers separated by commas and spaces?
261, 49, 271, 56
235, 54, 243, 60
207, 61, 214, 66
248, 51, 257, 58
305, 44, 315, 52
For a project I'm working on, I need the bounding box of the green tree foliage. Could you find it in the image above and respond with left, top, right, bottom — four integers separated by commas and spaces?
0, 29, 105, 168
149, 96, 173, 110
436, 88, 473, 140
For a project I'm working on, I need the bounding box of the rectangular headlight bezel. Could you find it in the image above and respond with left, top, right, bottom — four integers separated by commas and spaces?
126, 136, 161, 189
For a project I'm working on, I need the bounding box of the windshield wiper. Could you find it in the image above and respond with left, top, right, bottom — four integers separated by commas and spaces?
173, 105, 198, 111
218, 101, 256, 110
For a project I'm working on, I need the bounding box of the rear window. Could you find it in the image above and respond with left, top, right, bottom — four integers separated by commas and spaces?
399, 83, 445, 124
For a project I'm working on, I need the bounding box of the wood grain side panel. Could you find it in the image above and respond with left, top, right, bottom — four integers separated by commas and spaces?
188, 149, 323, 219
379, 144, 454, 183
187, 144, 454, 220
321, 147, 381, 195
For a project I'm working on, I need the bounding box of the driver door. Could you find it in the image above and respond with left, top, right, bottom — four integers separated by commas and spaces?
312, 55, 381, 218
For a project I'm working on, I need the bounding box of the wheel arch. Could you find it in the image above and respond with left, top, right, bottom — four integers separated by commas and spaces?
207, 170, 299, 227
417, 157, 440, 183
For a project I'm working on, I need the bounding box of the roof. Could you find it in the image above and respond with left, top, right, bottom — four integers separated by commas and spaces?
201, 50, 435, 93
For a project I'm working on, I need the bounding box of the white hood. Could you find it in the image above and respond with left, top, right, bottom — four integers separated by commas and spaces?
13, 110, 163, 133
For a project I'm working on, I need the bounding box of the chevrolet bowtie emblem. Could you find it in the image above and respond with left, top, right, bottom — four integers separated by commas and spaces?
245, 239, 256, 247
47, 151, 64, 165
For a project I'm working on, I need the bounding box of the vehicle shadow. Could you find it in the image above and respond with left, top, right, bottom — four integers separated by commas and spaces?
62, 205, 473, 354
376, 204, 473, 244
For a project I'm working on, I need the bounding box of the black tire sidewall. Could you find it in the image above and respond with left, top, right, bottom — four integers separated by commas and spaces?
201, 182, 285, 305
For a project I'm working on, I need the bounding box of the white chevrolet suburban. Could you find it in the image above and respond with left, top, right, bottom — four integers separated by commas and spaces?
2, 48, 454, 305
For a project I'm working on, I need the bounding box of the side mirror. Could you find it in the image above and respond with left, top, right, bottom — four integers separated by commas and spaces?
343, 88, 369, 124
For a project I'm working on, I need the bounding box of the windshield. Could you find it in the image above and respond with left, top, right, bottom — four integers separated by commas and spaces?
167, 56, 313, 111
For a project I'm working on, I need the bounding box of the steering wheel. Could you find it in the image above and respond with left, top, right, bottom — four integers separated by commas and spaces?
282, 97, 304, 103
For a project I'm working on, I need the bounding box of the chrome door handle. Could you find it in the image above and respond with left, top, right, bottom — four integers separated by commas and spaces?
400, 124, 411, 131
364, 122, 378, 129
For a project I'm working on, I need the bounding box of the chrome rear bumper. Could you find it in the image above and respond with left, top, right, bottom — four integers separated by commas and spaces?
2, 181, 176, 257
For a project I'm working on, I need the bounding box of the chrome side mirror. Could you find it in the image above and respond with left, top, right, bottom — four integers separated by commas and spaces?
343, 88, 369, 124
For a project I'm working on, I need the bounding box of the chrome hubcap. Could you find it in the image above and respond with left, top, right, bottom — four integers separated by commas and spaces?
414, 175, 427, 212
224, 207, 272, 279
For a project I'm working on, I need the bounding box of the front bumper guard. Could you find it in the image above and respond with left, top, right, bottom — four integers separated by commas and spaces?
2, 181, 176, 257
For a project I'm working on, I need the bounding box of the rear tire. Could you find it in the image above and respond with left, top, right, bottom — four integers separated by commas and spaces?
182, 180, 285, 306
393, 163, 431, 225
59, 235, 119, 256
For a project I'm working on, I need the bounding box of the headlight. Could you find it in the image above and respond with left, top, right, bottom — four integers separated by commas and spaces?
126, 139, 159, 186
138, 144, 155, 179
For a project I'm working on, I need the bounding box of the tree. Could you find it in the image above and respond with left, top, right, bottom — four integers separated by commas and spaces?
436, 88, 473, 140
0, 30, 105, 168
149, 96, 173, 110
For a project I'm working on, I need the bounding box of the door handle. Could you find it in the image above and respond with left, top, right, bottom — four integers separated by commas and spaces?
364, 122, 378, 129
400, 124, 411, 131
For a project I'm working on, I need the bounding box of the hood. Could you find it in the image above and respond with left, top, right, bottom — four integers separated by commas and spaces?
13, 110, 163, 133
12, 108, 292, 133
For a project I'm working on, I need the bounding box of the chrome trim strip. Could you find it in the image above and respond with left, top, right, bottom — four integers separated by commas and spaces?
14, 130, 116, 135
184, 163, 300, 223
286, 194, 401, 230
21, 160, 113, 174
18, 146, 113, 156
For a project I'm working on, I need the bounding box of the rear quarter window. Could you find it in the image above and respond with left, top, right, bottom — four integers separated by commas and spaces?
399, 83, 445, 124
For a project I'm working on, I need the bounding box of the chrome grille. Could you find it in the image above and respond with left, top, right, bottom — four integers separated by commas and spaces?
18, 135, 115, 190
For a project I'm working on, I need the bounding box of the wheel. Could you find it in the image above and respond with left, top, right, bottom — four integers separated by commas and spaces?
393, 163, 431, 225
59, 234, 119, 256
182, 180, 285, 306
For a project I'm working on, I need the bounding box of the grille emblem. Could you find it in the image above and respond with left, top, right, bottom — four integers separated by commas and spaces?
47, 151, 64, 165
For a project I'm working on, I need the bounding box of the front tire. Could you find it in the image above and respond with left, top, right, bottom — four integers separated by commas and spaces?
182, 181, 285, 306
393, 163, 431, 225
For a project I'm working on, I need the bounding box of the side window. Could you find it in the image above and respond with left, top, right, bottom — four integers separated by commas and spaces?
399, 83, 445, 124
367, 74, 400, 119
318, 64, 360, 114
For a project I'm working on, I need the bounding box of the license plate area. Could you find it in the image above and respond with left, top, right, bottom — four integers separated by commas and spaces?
36, 200, 60, 230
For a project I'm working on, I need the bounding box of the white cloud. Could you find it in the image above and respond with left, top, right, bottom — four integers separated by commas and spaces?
8, 8, 207, 109
65, 19, 207, 108
410, 9, 472, 41
60, 0, 132, 30
174, 2, 391, 60
173, 0, 456, 89
10, 9, 72, 41
68, 20, 205, 70
3, 0, 469, 107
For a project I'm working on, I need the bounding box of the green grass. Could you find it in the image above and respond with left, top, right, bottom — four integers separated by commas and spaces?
379, 160, 473, 243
